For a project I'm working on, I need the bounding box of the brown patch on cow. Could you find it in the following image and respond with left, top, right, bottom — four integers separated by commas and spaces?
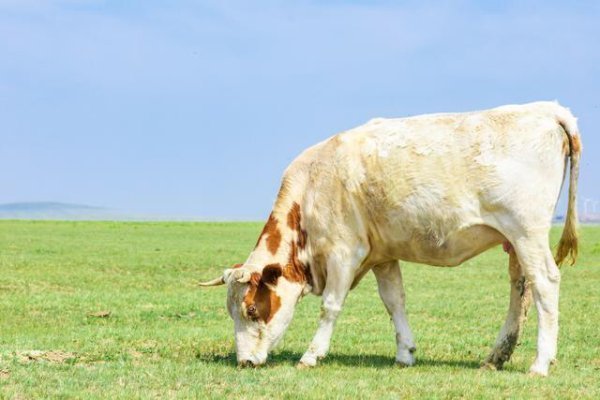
267, 228, 282, 255
282, 202, 311, 284
255, 213, 282, 255
287, 202, 308, 249
287, 202, 301, 230
243, 270, 282, 323
262, 263, 283, 285
285, 241, 309, 284
232, 263, 244, 269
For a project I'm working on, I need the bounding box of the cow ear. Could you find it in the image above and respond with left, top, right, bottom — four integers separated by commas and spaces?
261, 264, 282, 285
250, 272, 261, 286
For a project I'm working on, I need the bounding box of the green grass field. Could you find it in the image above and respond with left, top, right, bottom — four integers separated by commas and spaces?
0, 221, 599, 399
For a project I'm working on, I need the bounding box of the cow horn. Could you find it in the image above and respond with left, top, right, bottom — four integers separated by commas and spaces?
198, 267, 252, 287
198, 276, 225, 287
199, 268, 234, 287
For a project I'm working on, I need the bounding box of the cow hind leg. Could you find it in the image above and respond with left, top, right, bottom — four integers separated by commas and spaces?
512, 235, 561, 376
373, 261, 416, 366
482, 248, 532, 370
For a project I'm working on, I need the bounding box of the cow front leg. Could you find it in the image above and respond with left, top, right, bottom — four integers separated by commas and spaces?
298, 253, 357, 368
482, 248, 532, 370
373, 261, 416, 366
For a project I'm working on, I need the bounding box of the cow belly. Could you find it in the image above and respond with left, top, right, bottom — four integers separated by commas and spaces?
388, 224, 505, 267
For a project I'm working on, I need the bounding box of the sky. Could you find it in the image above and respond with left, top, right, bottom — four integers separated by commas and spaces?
1, 0, 599, 220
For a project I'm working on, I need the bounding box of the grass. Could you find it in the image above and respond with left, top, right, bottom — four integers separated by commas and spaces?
0, 221, 599, 399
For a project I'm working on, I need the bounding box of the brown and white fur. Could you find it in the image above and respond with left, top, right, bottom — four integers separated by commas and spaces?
200, 101, 581, 376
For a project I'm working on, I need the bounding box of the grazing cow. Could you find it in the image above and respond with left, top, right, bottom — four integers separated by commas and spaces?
200, 101, 581, 376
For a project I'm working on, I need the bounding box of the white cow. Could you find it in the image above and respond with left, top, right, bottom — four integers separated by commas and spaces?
200, 101, 581, 376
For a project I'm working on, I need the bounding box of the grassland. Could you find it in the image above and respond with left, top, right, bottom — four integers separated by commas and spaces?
0, 221, 599, 399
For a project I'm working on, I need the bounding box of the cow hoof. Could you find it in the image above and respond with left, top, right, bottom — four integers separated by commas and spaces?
395, 348, 415, 367
529, 359, 550, 377
528, 366, 549, 377
296, 361, 315, 369
298, 352, 319, 368
395, 355, 415, 368
528, 370, 548, 377
238, 360, 257, 368
480, 362, 498, 371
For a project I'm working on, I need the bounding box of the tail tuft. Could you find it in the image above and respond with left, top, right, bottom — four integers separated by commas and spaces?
553, 104, 581, 267
555, 217, 578, 266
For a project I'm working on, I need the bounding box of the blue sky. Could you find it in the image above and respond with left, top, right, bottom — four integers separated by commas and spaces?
1, 0, 599, 219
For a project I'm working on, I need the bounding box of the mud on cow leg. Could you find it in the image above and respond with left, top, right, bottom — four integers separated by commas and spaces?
483, 248, 532, 370
482, 248, 531, 369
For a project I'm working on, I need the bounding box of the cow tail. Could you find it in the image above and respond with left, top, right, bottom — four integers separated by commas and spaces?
554, 105, 582, 266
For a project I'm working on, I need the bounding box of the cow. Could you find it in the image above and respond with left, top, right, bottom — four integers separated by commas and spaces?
200, 101, 581, 376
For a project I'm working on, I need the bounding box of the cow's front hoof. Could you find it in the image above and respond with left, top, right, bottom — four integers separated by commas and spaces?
395, 361, 412, 368
395, 347, 415, 367
395, 357, 415, 368
296, 362, 313, 369
297, 354, 318, 369
528, 366, 549, 377
528, 370, 548, 377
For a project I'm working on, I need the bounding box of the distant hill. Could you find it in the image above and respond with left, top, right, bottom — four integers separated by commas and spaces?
0, 202, 119, 220
0, 202, 208, 221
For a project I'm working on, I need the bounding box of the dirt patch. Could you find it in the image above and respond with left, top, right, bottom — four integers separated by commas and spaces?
16, 350, 78, 364
0, 369, 9, 379
87, 310, 111, 318
128, 349, 144, 359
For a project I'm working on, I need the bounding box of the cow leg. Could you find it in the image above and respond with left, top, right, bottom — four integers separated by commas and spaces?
512, 235, 561, 376
298, 250, 359, 368
372, 260, 416, 366
482, 247, 532, 370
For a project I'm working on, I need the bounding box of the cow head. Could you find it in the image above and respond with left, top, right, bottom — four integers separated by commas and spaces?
199, 263, 307, 366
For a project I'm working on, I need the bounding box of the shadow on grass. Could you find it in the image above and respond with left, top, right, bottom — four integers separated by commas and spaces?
197, 350, 481, 370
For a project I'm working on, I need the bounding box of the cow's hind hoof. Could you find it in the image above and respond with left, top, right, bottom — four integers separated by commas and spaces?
238, 360, 256, 368
480, 362, 499, 371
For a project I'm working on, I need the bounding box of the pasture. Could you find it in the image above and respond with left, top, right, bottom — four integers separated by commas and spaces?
0, 221, 599, 399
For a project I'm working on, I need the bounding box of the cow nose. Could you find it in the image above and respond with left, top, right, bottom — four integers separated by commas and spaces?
238, 359, 256, 368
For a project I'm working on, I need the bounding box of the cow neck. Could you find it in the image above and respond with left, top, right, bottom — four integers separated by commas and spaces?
245, 195, 310, 285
